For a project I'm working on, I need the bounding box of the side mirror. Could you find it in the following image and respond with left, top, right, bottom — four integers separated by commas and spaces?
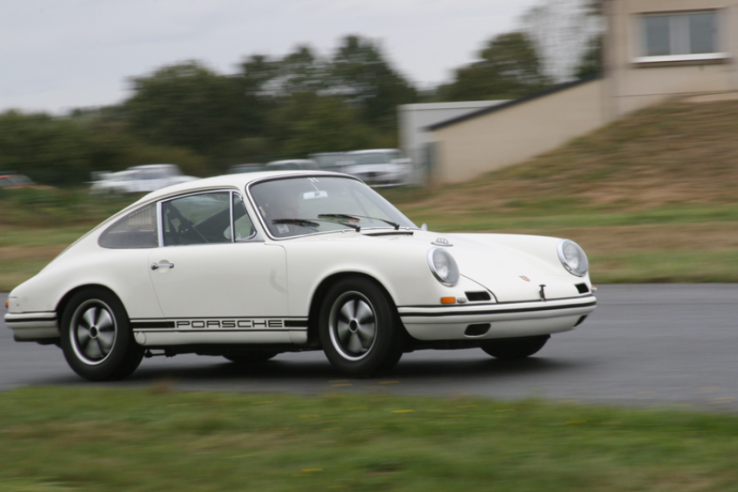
421, 223, 428, 231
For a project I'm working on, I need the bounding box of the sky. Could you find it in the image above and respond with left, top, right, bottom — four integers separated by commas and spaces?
0, 0, 543, 114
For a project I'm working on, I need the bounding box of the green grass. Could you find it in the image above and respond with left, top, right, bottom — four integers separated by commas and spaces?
590, 250, 738, 283
398, 204, 738, 233
0, 225, 92, 248
1, 387, 738, 491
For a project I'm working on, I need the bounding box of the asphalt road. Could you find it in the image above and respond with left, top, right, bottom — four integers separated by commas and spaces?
1, 285, 736, 409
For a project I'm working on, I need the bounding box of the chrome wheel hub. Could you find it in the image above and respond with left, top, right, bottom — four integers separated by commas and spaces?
329, 291, 377, 361
70, 300, 117, 365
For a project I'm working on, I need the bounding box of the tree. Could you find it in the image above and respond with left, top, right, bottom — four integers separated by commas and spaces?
521, 0, 603, 82
124, 61, 260, 156
240, 47, 329, 100
329, 35, 418, 131
574, 35, 603, 79
267, 92, 388, 156
436, 32, 551, 102
0, 111, 91, 185
238, 36, 419, 134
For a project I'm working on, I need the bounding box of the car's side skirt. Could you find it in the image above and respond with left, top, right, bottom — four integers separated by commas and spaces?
130, 317, 309, 346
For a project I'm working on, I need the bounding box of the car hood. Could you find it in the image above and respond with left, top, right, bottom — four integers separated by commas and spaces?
292, 229, 582, 302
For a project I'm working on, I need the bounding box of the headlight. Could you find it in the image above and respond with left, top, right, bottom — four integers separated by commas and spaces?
557, 240, 589, 277
428, 247, 460, 286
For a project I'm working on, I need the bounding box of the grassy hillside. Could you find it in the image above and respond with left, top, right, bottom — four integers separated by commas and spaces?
382, 97, 738, 283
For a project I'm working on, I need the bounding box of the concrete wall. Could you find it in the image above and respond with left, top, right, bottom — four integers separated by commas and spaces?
426, 0, 738, 184
431, 79, 606, 184
398, 101, 506, 172
605, 0, 738, 118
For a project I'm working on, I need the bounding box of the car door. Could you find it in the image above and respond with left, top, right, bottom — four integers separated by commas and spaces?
148, 190, 289, 321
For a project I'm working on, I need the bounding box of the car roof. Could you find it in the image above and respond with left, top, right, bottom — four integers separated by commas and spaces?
139, 170, 354, 202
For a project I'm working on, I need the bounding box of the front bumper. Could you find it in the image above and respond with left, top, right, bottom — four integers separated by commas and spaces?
398, 295, 596, 341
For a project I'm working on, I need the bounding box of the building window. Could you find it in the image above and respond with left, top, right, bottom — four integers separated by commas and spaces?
639, 11, 723, 62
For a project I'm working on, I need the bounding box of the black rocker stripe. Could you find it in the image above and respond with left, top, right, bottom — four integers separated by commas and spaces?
130, 319, 309, 330
130, 321, 176, 330
132, 329, 300, 333
4, 317, 57, 324
130, 316, 310, 320
399, 300, 597, 318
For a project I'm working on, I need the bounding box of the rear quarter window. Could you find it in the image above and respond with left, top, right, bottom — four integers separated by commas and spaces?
99, 203, 158, 249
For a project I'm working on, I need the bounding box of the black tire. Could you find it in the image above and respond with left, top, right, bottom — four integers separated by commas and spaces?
60, 288, 144, 381
223, 351, 279, 364
318, 277, 404, 377
481, 335, 550, 360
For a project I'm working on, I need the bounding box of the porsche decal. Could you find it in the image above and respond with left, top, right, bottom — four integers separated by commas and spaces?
131, 318, 308, 331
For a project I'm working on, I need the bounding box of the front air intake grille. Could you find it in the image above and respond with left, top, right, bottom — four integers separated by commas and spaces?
575, 283, 590, 294
464, 323, 491, 337
465, 291, 492, 302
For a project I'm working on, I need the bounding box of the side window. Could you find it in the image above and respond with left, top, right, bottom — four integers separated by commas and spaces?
232, 193, 256, 241
99, 203, 158, 249
162, 192, 231, 246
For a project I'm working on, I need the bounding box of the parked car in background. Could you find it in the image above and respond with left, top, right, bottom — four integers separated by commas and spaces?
342, 149, 412, 187
0, 173, 50, 189
266, 159, 319, 171
309, 152, 356, 173
228, 163, 266, 174
90, 164, 197, 194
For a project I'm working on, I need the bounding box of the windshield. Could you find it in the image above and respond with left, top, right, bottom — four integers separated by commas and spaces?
249, 176, 417, 238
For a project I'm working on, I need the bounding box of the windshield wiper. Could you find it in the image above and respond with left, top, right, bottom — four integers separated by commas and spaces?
272, 218, 361, 232
318, 213, 400, 230
272, 218, 320, 228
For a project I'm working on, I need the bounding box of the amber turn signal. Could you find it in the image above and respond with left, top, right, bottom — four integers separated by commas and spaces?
440, 297, 456, 304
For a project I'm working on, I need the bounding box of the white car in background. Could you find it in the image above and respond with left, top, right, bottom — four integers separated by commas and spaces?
342, 149, 412, 187
309, 152, 356, 173
265, 159, 319, 171
6, 171, 596, 381
90, 164, 197, 194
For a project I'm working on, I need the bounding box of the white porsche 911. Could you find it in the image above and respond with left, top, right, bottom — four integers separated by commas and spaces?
5, 172, 596, 380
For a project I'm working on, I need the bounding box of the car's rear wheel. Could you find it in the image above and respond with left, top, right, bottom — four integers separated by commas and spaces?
319, 277, 404, 377
223, 351, 279, 364
60, 288, 144, 381
481, 335, 550, 359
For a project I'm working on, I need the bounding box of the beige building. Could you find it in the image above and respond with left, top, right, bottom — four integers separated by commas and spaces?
429, 0, 738, 184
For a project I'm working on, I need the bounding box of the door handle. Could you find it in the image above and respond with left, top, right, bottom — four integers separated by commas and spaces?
151, 262, 175, 270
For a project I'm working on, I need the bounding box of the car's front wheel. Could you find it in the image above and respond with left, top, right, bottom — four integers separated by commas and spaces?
319, 277, 404, 377
481, 335, 550, 359
60, 288, 144, 381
